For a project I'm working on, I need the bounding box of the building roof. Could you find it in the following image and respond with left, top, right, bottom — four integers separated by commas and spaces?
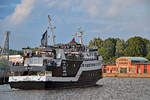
9, 55, 22, 58
127, 57, 148, 62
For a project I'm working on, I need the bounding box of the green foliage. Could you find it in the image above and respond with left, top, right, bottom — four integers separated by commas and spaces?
115, 39, 125, 57
124, 36, 145, 56
9, 49, 24, 55
88, 40, 94, 48
98, 47, 108, 61
88, 37, 103, 48
146, 51, 150, 60
98, 38, 117, 62
88, 36, 150, 62
30, 48, 38, 54
143, 38, 150, 56
9, 47, 39, 56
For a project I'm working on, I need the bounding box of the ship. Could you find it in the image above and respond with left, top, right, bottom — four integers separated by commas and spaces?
8, 15, 103, 89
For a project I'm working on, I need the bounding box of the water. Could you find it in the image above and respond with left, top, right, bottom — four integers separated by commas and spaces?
0, 77, 150, 100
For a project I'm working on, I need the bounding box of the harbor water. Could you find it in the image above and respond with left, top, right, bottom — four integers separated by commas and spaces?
0, 77, 150, 100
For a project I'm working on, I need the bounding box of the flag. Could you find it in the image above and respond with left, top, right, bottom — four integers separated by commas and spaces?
41, 30, 47, 47
72, 37, 75, 41
48, 15, 51, 23
75, 32, 78, 36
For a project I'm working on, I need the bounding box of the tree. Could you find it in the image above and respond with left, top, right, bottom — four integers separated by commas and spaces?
88, 40, 94, 48
93, 37, 103, 48
98, 47, 108, 61
146, 51, 150, 60
9, 49, 24, 55
124, 36, 145, 56
88, 36, 150, 62
115, 39, 125, 57
88, 37, 103, 48
98, 38, 116, 61
142, 38, 150, 56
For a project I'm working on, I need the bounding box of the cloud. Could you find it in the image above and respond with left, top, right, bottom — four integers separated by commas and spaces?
43, 0, 102, 17
78, 0, 102, 17
44, 0, 73, 11
4, 0, 36, 25
106, 0, 149, 17
44, 0, 58, 7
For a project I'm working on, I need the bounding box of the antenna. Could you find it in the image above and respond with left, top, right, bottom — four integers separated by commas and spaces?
75, 26, 85, 44
48, 15, 56, 46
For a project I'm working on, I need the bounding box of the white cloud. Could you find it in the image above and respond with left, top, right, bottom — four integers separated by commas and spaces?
45, 0, 58, 7
106, 0, 149, 17
4, 0, 36, 25
79, 0, 102, 17
43, 0, 102, 17
44, 0, 73, 11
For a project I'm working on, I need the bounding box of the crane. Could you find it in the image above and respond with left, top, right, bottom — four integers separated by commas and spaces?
48, 15, 56, 46
1, 31, 10, 60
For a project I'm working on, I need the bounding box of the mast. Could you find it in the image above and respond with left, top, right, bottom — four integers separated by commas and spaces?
48, 15, 56, 46
76, 27, 85, 44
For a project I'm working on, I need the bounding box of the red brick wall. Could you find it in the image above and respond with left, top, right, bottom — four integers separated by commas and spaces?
102, 64, 117, 73
102, 57, 150, 75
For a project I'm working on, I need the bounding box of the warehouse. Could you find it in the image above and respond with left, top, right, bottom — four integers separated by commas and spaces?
102, 57, 150, 75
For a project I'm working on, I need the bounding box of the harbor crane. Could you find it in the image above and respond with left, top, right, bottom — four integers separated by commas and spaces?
1, 31, 10, 60
48, 15, 56, 46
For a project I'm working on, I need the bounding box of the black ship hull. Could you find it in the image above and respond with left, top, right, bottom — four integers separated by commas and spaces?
9, 80, 101, 90
0, 77, 9, 85
9, 69, 102, 90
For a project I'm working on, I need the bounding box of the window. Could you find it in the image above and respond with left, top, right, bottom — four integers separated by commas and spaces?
119, 59, 128, 61
104, 66, 107, 73
137, 65, 141, 74
119, 62, 128, 64
144, 65, 147, 73
131, 68, 135, 73
82, 64, 84, 67
46, 71, 52, 76
120, 68, 127, 73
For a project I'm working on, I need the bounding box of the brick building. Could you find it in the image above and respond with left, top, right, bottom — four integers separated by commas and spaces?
102, 57, 150, 74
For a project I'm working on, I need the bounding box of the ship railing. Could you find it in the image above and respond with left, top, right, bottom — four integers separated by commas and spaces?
65, 56, 84, 61
83, 57, 98, 61
10, 70, 52, 77
65, 55, 99, 61
12, 63, 24, 66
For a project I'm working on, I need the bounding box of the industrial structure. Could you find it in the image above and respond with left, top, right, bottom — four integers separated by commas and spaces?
0, 31, 11, 84
1, 31, 10, 59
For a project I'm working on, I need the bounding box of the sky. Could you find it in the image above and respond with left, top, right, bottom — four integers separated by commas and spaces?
0, 0, 150, 49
